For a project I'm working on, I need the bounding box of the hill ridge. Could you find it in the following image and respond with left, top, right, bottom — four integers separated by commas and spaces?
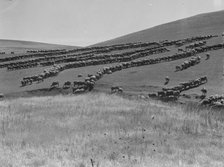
93, 10, 224, 46
0, 39, 80, 49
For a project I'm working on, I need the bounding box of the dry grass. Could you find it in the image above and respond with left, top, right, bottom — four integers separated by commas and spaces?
0, 93, 224, 167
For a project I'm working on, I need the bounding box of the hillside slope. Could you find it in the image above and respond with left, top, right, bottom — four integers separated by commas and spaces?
0, 39, 79, 50
0, 10, 223, 101
94, 10, 224, 46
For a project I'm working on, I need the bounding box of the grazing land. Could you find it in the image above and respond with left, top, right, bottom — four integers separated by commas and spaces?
1, 93, 224, 167
0, 9, 224, 167
0, 11, 224, 105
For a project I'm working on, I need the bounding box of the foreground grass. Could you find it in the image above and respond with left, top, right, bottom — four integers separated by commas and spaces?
0, 93, 224, 167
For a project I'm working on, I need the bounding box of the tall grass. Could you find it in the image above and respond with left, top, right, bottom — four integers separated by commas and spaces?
0, 93, 224, 167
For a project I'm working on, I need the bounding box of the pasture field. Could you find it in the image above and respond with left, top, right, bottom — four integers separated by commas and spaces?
1, 93, 224, 167
0, 35, 223, 99
1, 11, 224, 104
0, 7, 224, 167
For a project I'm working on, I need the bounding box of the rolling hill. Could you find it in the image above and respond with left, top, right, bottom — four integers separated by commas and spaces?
0, 10, 223, 103
94, 10, 224, 46
0, 39, 79, 51
1, 8, 224, 167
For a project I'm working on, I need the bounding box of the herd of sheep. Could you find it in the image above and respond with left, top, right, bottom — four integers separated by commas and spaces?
20, 47, 169, 86
19, 41, 224, 87
201, 95, 224, 107
5, 46, 167, 71
0, 35, 216, 71
185, 41, 207, 49
148, 76, 208, 101
49, 66, 117, 94
0, 34, 223, 108
175, 56, 202, 71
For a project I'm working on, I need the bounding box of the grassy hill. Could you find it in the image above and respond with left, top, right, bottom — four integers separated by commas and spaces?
0, 39, 79, 52
1, 10, 224, 167
94, 10, 224, 46
0, 10, 223, 102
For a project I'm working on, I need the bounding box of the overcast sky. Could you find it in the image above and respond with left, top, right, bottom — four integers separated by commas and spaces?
0, 0, 223, 46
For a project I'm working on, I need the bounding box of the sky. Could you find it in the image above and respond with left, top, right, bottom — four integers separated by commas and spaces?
0, 0, 224, 46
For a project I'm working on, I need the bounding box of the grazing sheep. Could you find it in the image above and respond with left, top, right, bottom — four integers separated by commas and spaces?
118, 87, 123, 93
63, 81, 72, 89
73, 88, 86, 94
201, 95, 224, 106
148, 93, 157, 98
50, 81, 59, 88
157, 76, 208, 101
205, 53, 210, 60
17, 37, 223, 86
175, 65, 181, 71
164, 76, 170, 85
85, 81, 95, 91
111, 86, 123, 93
201, 87, 207, 96
178, 48, 184, 52
182, 94, 191, 99
0, 93, 4, 99
73, 81, 86, 87
36, 76, 44, 83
